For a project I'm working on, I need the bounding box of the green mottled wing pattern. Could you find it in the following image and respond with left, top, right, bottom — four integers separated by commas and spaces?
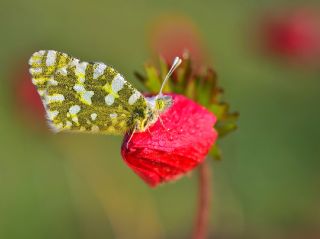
28, 50, 147, 134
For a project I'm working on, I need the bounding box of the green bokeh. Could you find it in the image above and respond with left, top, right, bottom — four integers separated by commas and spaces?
1, 0, 320, 238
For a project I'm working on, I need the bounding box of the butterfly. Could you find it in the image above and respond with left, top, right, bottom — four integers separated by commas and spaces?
28, 50, 181, 137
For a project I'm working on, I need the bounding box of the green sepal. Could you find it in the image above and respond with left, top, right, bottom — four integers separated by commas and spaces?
209, 144, 222, 160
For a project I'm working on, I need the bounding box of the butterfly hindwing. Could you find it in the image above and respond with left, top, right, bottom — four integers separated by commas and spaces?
29, 50, 148, 134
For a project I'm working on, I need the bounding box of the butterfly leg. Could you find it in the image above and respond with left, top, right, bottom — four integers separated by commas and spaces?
159, 116, 169, 131
126, 126, 137, 149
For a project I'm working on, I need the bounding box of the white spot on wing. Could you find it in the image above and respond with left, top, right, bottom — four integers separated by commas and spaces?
46, 94, 65, 103
105, 94, 115, 105
29, 57, 41, 65
65, 121, 72, 128
82, 91, 94, 105
93, 63, 107, 79
70, 59, 87, 82
128, 91, 141, 105
31, 78, 37, 85
72, 116, 79, 124
69, 105, 81, 115
70, 58, 79, 67
109, 113, 117, 119
46, 50, 56, 66
91, 113, 97, 121
111, 74, 125, 92
47, 110, 59, 120
30, 68, 42, 74
75, 62, 88, 76
48, 77, 58, 86
29, 50, 46, 65
57, 67, 68, 76
34, 50, 46, 57
73, 84, 85, 92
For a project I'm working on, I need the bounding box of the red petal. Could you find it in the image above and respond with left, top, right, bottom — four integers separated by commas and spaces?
121, 94, 217, 187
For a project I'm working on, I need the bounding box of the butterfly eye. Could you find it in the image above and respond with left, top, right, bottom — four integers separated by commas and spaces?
155, 99, 164, 110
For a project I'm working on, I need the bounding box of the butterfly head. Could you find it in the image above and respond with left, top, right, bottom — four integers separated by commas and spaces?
135, 56, 181, 132
154, 95, 173, 112
136, 95, 173, 132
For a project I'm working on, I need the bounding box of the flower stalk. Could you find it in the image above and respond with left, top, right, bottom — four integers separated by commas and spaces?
193, 161, 211, 239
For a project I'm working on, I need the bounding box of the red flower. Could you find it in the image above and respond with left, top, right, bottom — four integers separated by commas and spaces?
260, 8, 320, 64
121, 94, 218, 187
149, 15, 208, 72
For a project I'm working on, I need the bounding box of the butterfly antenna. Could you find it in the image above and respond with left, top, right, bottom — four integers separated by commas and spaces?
157, 56, 182, 98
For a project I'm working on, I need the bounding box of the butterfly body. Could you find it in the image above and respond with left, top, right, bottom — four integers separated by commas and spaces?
28, 50, 172, 134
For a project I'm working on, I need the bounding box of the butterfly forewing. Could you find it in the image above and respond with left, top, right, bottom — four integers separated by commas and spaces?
29, 50, 148, 134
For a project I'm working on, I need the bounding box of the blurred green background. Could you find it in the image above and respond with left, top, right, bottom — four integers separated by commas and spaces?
1, 0, 320, 238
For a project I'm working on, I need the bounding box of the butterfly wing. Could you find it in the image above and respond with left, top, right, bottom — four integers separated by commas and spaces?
28, 50, 148, 134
